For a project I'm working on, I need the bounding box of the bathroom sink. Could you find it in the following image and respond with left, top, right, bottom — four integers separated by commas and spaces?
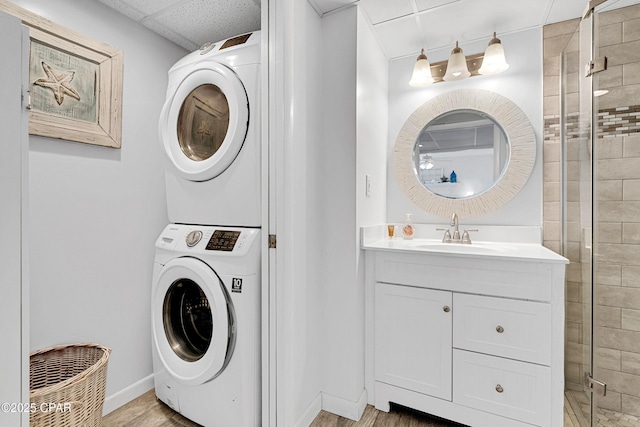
411, 241, 505, 255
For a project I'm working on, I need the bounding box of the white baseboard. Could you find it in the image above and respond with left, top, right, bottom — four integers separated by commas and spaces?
295, 393, 322, 427
102, 374, 154, 416
321, 389, 367, 421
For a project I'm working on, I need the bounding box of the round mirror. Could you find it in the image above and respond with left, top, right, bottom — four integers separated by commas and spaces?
415, 109, 509, 199
394, 89, 536, 218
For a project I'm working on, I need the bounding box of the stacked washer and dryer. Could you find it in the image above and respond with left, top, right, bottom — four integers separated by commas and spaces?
151, 31, 261, 427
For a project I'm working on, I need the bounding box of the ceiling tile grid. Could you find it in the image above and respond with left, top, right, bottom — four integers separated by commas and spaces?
119, 0, 179, 15
373, 15, 424, 59
97, 0, 592, 58
363, 0, 414, 24
414, 0, 461, 13
362, 0, 566, 60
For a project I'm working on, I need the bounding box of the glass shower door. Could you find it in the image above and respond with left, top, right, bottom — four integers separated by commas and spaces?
591, 1, 640, 425
561, 11, 594, 426
562, 1, 640, 426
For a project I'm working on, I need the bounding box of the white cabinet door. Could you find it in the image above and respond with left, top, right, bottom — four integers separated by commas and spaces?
374, 283, 452, 400
0, 10, 29, 427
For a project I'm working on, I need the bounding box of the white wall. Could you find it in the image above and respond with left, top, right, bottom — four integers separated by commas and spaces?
319, 5, 361, 415
272, 0, 324, 425
356, 10, 388, 227
387, 28, 544, 226
277, 3, 388, 423
16, 0, 187, 409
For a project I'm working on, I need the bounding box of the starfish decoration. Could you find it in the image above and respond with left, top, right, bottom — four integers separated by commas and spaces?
33, 61, 81, 106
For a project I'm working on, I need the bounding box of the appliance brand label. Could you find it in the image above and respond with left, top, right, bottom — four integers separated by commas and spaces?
231, 278, 243, 293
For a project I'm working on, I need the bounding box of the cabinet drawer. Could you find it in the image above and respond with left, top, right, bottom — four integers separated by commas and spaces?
453, 350, 551, 426
453, 294, 551, 365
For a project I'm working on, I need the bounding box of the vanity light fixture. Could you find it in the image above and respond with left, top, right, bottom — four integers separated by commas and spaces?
410, 33, 509, 87
478, 32, 509, 75
409, 49, 434, 87
443, 41, 471, 81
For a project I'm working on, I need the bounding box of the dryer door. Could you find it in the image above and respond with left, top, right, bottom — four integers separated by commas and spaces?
159, 62, 249, 182
153, 257, 235, 385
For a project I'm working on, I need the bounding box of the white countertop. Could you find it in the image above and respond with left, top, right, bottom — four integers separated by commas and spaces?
361, 225, 568, 264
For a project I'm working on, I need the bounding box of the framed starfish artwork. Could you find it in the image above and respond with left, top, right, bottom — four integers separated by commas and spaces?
0, 0, 123, 148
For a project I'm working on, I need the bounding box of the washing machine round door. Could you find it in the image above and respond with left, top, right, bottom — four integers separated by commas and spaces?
153, 257, 235, 385
159, 62, 249, 182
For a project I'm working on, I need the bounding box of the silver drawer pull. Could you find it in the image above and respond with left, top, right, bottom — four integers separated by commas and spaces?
496, 384, 504, 393
496, 325, 504, 333
443, 306, 451, 313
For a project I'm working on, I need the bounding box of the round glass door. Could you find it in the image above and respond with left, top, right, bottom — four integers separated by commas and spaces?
152, 257, 232, 385
159, 64, 249, 182
177, 84, 230, 162
163, 278, 213, 362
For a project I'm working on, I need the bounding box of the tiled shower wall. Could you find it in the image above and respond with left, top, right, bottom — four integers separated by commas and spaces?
543, 4, 640, 416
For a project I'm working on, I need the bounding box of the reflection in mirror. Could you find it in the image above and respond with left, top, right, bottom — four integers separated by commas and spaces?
393, 89, 536, 219
414, 110, 509, 199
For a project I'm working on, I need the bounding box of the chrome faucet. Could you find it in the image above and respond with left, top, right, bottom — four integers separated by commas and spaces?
437, 212, 478, 244
450, 212, 461, 242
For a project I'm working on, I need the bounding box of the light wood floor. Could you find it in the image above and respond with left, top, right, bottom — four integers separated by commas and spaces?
102, 390, 466, 427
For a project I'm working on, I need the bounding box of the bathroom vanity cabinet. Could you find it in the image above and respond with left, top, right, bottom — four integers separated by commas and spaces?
364, 240, 567, 427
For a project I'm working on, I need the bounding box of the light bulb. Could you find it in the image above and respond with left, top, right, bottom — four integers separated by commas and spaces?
479, 32, 509, 75
443, 41, 470, 82
409, 49, 434, 87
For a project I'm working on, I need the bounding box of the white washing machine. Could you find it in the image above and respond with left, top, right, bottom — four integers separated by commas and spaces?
159, 31, 261, 227
151, 224, 260, 426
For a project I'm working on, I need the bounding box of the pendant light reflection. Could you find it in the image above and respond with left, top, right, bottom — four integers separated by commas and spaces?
419, 156, 434, 170
409, 49, 434, 87
443, 41, 470, 81
478, 32, 509, 75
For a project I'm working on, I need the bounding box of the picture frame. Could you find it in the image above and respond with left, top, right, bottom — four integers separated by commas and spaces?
0, 0, 123, 148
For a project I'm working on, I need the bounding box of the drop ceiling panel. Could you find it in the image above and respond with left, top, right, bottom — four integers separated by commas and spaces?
361, 0, 414, 24
415, 0, 461, 13
118, 0, 179, 15
98, 0, 589, 57
416, 13, 456, 51
374, 17, 424, 59
311, 0, 357, 14
141, 19, 200, 51
151, 0, 260, 49
96, 0, 146, 20
416, 0, 548, 47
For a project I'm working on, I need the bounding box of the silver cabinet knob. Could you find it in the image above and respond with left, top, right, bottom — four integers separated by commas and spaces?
496, 325, 504, 333
496, 384, 504, 393
443, 306, 451, 313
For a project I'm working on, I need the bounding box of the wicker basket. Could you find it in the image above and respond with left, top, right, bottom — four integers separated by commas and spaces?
30, 343, 111, 427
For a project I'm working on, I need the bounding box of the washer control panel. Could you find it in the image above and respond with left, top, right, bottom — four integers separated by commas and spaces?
156, 224, 259, 256
206, 230, 240, 251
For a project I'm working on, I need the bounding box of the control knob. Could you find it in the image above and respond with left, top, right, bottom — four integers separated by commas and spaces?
186, 230, 203, 247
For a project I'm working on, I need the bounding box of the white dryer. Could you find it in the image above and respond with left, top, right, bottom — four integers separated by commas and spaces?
159, 32, 261, 227
151, 224, 260, 426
